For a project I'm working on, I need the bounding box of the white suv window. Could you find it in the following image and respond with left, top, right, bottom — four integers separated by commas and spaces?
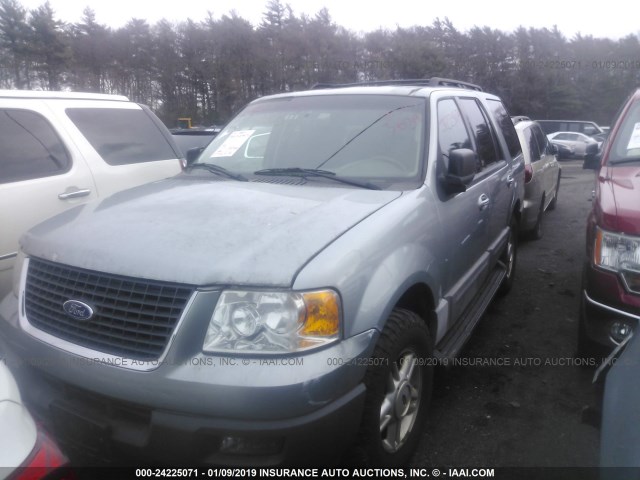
0, 109, 71, 184
65, 107, 177, 166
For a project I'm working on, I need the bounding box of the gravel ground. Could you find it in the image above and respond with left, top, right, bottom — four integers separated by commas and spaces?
411, 160, 601, 469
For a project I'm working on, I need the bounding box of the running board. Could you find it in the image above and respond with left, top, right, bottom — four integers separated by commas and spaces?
434, 264, 506, 361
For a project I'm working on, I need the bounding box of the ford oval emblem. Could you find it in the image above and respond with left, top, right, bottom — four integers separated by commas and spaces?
62, 300, 95, 321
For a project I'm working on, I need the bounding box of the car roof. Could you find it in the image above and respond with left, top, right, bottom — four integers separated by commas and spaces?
0, 89, 130, 102
549, 131, 586, 135
537, 119, 600, 124
253, 78, 497, 102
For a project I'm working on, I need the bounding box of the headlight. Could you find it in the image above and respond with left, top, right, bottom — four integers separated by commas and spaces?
203, 289, 341, 354
594, 228, 640, 293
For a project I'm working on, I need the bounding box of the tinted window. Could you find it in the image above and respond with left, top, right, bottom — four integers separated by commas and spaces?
437, 99, 472, 157
66, 108, 177, 166
0, 109, 71, 184
531, 124, 549, 156
459, 98, 499, 168
524, 127, 541, 162
486, 99, 522, 158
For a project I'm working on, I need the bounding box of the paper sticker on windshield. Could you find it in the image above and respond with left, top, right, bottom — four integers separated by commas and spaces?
627, 123, 640, 150
211, 130, 255, 157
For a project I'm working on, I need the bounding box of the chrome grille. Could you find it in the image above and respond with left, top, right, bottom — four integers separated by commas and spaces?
25, 258, 194, 361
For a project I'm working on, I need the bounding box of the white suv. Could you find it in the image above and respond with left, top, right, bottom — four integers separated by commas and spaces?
0, 90, 183, 297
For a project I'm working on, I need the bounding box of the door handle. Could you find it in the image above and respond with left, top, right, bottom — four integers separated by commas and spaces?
478, 194, 490, 210
506, 172, 515, 187
58, 189, 91, 200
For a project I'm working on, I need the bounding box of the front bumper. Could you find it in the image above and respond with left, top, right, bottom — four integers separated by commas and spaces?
582, 263, 640, 349
0, 291, 374, 466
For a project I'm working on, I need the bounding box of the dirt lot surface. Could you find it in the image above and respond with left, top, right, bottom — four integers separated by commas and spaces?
411, 160, 601, 469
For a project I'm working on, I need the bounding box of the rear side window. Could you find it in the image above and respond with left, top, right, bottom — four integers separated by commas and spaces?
531, 124, 550, 156
486, 99, 522, 159
0, 109, 71, 184
523, 127, 541, 161
66, 108, 177, 166
459, 98, 499, 168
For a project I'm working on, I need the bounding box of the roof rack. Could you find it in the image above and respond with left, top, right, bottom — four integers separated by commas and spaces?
311, 77, 483, 92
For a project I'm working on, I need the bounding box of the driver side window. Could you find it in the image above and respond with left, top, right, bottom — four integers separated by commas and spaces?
438, 99, 472, 163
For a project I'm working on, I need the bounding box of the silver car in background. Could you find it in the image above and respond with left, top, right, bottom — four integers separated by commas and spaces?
515, 120, 561, 239
547, 131, 599, 158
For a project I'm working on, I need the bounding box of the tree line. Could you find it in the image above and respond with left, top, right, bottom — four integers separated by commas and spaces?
1, 0, 639, 127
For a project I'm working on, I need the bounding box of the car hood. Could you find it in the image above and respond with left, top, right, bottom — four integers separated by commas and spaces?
599, 165, 640, 235
21, 178, 402, 287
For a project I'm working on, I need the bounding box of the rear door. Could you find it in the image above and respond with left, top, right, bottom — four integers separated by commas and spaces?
57, 102, 182, 198
531, 123, 559, 204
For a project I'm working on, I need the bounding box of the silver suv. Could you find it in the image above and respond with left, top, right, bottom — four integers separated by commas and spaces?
0, 79, 524, 466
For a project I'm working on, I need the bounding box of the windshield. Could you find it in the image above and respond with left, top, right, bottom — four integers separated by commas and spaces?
610, 100, 640, 164
196, 94, 426, 188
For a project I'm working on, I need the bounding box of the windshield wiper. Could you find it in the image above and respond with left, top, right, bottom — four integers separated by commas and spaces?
187, 163, 248, 181
254, 168, 381, 190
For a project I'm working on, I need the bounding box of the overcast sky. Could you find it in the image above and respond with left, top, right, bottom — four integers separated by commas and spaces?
16, 0, 640, 40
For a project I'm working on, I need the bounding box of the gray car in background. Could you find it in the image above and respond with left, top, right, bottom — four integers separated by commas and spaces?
0, 79, 524, 466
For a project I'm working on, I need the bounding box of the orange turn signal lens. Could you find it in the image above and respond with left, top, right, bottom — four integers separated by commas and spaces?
300, 290, 340, 337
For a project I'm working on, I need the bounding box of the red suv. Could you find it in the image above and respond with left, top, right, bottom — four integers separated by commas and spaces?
579, 88, 640, 358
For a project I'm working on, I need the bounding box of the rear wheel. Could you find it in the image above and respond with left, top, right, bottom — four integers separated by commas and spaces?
498, 217, 518, 296
548, 174, 560, 211
528, 196, 545, 240
351, 308, 433, 466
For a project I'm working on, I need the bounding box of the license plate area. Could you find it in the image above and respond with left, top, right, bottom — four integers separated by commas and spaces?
50, 401, 113, 463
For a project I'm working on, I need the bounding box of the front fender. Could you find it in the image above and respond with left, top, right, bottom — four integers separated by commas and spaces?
293, 188, 442, 340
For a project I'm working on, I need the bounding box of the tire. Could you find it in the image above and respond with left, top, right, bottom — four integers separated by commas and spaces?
528, 197, 545, 241
350, 308, 433, 467
498, 217, 518, 296
547, 174, 560, 211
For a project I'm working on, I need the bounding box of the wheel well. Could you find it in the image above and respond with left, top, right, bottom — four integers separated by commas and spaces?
512, 201, 522, 224
395, 284, 436, 341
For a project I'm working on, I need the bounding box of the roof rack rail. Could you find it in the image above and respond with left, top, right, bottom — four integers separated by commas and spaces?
311, 77, 483, 92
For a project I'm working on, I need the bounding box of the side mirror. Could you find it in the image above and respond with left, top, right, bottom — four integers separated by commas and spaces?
442, 148, 477, 193
549, 144, 558, 155
583, 143, 601, 170
186, 147, 205, 166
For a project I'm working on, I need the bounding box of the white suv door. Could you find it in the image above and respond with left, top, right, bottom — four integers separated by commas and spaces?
0, 104, 98, 296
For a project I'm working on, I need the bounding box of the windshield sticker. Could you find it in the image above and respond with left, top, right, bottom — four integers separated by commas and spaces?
211, 130, 255, 157
627, 123, 640, 150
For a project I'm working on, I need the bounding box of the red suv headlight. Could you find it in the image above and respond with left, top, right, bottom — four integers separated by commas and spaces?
594, 227, 640, 294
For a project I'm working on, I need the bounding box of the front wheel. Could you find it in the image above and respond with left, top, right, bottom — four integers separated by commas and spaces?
350, 308, 433, 466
